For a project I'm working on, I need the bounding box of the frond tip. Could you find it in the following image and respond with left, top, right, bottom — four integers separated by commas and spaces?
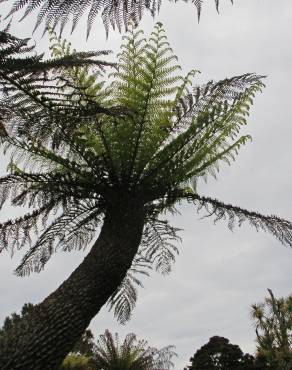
187, 194, 292, 247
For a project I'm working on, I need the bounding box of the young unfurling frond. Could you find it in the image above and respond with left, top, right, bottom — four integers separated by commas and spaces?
108, 23, 182, 179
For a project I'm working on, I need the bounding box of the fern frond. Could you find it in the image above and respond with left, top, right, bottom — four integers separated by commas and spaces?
107, 23, 182, 180
106, 216, 180, 323
3, 0, 234, 35
107, 253, 152, 324
142, 73, 264, 189
140, 219, 181, 275
0, 25, 115, 146
0, 202, 58, 254
185, 193, 292, 247
15, 200, 103, 276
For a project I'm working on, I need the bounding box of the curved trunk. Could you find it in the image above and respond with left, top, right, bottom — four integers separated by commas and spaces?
0, 202, 145, 370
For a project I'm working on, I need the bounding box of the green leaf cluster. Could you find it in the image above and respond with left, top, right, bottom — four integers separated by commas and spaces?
251, 290, 292, 370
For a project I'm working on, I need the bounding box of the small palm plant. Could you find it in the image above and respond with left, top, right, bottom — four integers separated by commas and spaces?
0, 23, 291, 369
93, 330, 175, 370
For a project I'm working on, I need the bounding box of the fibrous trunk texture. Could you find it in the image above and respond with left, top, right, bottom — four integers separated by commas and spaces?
0, 202, 145, 370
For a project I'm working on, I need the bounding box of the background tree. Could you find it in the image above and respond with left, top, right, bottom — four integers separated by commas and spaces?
184, 336, 266, 370
0, 302, 34, 343
61, 355, 97, 370
71, 329, 96, 358
0, 304, 97, 369
2, 0, 233, 36
60, 330, 97, 370
0, 23, 292, 369
92, 329, 175, 370
251, 289, 292, 370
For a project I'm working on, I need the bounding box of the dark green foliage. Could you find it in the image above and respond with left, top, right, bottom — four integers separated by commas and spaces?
0, 25, 115, 142
184, 336, 264, 370
92, 329, 176, 370
0, 302, 34, 337
60, 330, 97, 369
251, 290, 292, 370
2, 0, 234, 36
1, 23, 292, 325
0, 23, 112, 74
185, 194, 292, 247
61, 329, 176, 370
0, 302, 36, 359
71, 329, 96, 358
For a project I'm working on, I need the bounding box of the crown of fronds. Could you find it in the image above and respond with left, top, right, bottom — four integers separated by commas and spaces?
93, 330, 176, 370
1, 23, 292, 324
2, 0, 234, 36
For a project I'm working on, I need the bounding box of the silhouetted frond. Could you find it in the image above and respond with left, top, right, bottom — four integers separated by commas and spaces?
107, 217, 181, 323
3, 0, 234, 36
107, 255, 151, 324
141, 219, 181, 275
0, 25, 114, 144
186, 193, 292, 247
15, 201, 104, 276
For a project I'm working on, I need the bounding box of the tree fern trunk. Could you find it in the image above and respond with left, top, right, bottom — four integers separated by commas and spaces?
0, 202, 145, 370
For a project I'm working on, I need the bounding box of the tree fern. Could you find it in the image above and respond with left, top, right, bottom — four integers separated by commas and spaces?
1, 23, 291, 326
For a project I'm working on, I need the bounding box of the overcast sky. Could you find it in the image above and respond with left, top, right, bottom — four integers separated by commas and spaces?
0, 0, 292, 368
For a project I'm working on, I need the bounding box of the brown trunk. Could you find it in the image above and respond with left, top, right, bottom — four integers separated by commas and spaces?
0, 202, 145, 370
